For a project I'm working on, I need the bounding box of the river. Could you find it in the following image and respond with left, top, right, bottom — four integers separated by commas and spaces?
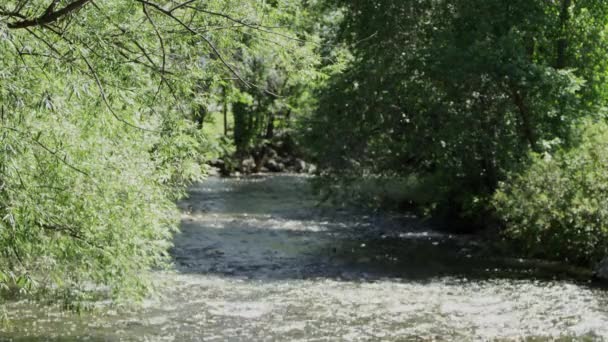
2, 175, 608, 341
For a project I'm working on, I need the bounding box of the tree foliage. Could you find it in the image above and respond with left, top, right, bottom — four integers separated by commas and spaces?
0, 0, 319, 301
306, 0, 608, 223
224, 0, 340, 155
494, 121, 608, 265
2, 0, 608, 302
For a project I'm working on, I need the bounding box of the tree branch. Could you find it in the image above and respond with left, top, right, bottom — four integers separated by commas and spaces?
136, 0, 250, 87
7, 0, 92, 29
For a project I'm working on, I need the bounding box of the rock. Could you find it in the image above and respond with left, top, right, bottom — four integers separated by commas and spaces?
282, 156, 295, 166
594, 258, 608, 281
206, 167, 220, 177
267, 147, 278, 159
209, 158, 224, 167
208, 158, 232, 176
265, 159, 285, 173
305, 163, 317, 174
241, 157, 256, 173
294, 159, 307, 173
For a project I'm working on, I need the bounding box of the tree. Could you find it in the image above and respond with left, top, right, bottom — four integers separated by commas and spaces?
305, 0, 608, 224
223, 0, 327, 156
0, 0, 309, 302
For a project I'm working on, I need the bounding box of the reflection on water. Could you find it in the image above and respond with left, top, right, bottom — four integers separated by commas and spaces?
2, 175, 608, 341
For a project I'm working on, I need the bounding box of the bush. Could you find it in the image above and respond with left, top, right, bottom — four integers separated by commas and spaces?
493, 122, 608, 265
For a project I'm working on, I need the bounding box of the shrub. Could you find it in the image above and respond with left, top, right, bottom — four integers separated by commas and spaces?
493, 122, 608, 265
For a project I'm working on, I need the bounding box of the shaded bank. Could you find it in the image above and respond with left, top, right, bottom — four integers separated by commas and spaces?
209, 135, 316, 177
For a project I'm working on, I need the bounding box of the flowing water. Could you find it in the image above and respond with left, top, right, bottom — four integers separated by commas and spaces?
2, 175, 608, 341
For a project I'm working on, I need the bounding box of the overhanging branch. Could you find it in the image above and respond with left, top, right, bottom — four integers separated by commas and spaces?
7, 0, 92, 29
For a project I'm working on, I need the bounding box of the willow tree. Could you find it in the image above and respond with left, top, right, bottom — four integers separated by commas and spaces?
0, 0, 302, 302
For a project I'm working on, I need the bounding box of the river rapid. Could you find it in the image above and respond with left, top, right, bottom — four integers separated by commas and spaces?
2, 175, 608, 341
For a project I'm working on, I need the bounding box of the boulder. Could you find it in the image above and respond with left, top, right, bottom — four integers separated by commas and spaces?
267, 147, 278, 159
241, 157, 256, 173
294, 159, 307, 173
305, 163, 317, 174
594, 258, 608, 281
265, 159, 285, 173
206, 167, 220, 177
208, 158, 231, 176
208, 158, 225, 168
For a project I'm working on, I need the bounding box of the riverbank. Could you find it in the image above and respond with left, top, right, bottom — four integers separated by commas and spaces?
208, 134, 316, 177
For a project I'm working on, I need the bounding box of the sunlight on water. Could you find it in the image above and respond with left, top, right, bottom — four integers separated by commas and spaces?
2, 175, 607, 341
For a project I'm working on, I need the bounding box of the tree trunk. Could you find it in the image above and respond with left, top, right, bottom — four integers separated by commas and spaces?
509, 85, 539, 152
265, 112, 275, 139
223, 86, 228, 136
233, 102, 249, 154
556, 0, 572, 69
195, 105, 207, 130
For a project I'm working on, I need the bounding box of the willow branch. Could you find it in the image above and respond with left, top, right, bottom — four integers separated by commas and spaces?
136, 0, 250, 87
7, 0, 92, 29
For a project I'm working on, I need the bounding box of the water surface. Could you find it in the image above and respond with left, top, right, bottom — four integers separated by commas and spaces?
2, 175, 608, 341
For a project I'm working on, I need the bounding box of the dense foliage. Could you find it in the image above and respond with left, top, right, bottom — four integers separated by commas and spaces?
305, 0, 608, 224
226, 1, 344, 156
494, 121, 608, 265
2, 0, 608, 305
0, 0, 325, 302
302, 0, 608, 264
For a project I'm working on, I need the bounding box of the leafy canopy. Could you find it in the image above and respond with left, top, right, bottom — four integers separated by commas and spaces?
0, 0, 320, 301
